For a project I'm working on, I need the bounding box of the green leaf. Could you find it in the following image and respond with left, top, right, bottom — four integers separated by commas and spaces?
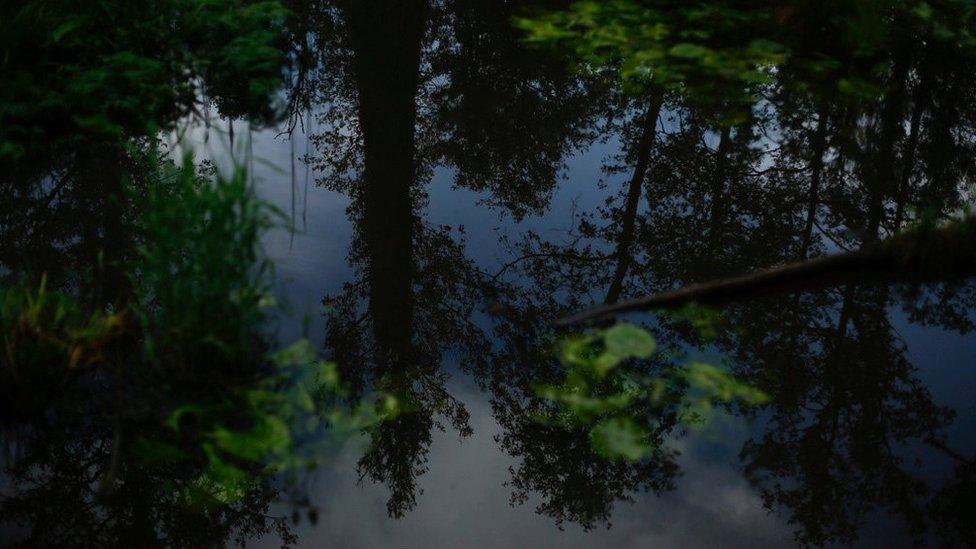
603, 323, 656, 360
586, 351, 616, 377
213, 414, 290, 461
589, 417, 650, 461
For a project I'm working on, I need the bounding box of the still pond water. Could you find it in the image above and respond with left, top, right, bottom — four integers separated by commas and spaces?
3, 2, 976, 547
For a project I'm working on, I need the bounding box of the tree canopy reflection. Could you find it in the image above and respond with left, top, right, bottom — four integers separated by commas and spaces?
1, 0, 975, 546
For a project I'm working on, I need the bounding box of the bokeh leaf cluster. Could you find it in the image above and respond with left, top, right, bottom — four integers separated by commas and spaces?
537, 322, 769, 461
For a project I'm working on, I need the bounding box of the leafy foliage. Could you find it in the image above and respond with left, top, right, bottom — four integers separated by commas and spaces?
132, 152, 278, 371
0, 155, 394, 521
0, 0, 289, 159
537, 322, 769, 461
160, 339, 399, 508
516, 0, 976, 110
515, 0, 787, 103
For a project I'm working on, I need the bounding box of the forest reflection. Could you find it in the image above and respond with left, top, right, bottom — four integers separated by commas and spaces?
1, 0, 975, 547
298, 0, 976, 545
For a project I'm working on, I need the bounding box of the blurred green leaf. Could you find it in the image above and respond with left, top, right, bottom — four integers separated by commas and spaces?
589, 418, 650, 461
603, 322, 656, 360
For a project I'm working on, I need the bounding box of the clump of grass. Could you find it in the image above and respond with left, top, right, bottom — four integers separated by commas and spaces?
0, 152, 390, 514
0, 151, 277, 410
131, 153, 278, 376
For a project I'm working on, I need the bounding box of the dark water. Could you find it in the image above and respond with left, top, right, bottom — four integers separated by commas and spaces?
4, 1, 976, 547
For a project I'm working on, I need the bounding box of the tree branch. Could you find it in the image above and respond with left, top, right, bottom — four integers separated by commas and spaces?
557, 215, 976, 326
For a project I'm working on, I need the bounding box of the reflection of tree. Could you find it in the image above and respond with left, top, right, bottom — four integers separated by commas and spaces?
715, 91, 975, 545
472, 89, 691, 529
0, 140, 143, 306
481, 291, 681, 530
734, 287, 954, 546
301, 0, 604, 219
299, 0, 617, 520
429, 0, 606, 219
299, 0, 696, 528
718, 34, 976, 546
303, 0, 474, 517
486, 32, 976, 542
322, 215, 485, 517
501, 410, 678, 530
931, 460, 976, 546
227, 2, 976, 540
1, 411, 292, 547
4, 2, 973, 544
295, 1, 976, 536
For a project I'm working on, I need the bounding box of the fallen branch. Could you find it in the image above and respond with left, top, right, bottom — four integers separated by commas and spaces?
557, 215, 976, 326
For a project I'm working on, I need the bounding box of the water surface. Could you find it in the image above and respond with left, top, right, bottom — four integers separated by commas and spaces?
3, 1, 976, 547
